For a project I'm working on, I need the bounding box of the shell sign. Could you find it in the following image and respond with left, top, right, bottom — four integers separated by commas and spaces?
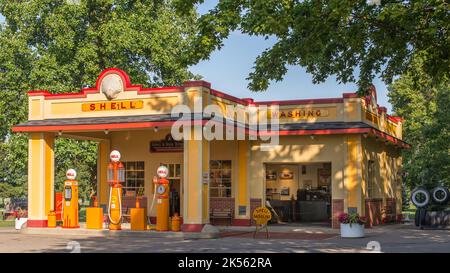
81, 100, 143, 112
252, 207, 272, 225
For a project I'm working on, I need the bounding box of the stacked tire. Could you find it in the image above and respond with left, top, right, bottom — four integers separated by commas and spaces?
410, 187, 431, 208
410, 186, 450, 227
431, 186, 450, 205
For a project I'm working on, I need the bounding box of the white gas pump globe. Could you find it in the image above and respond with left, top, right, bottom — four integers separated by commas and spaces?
110, 150, 121, 162
66, 169, 77, 180
157, 166, 169, 178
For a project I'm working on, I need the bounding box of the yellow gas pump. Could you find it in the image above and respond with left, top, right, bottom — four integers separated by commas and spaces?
155, 166, 170, 231
107, 150, 125, 230
62, 169, 79, 228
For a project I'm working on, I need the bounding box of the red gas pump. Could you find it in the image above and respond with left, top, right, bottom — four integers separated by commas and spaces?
62, 169, 79, 228
107, 150, 125, 230
155, 166, 170, 231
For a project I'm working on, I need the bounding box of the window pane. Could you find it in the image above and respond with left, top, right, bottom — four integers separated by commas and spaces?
128, 162, 137, 171
210, 188, 219, 197
210, 180, 219, 187
210, 160, 219, 169
123, 161, 146, 192
209, 160, 232, 198
137, 161, 144, 170
136, 179, 144, 187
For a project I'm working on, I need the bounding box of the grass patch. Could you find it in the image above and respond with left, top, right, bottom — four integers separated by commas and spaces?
0, 220, 14, 227
402, 208, 416, 219
79, 207, 87, 222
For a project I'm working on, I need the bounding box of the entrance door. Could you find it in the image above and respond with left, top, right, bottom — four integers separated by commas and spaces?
160, 163, 182, 216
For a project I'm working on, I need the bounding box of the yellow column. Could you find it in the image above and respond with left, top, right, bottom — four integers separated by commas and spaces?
97, 140, 110, 206
182, 80, 211, 232
345, 135, 364, 214
235, 140, 250, 225
182, 138, 210, 231
28, 132, 54, 227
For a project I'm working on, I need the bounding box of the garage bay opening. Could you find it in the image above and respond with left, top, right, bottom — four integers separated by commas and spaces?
265, 163, 332, 227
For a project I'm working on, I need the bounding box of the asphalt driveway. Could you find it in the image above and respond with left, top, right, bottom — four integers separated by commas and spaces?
0, 223, 448, 253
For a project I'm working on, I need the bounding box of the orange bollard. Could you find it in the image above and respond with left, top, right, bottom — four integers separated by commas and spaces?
47, 210, 57, 228
171, 213, 181, 232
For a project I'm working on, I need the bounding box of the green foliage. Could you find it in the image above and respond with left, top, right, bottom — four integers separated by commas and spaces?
0, 182, 23, 199
388, 54, 449, 189
0, 0, 199, 199
54, 138, 98, 201
176, 0, 449, 93
0, 135, 28, 197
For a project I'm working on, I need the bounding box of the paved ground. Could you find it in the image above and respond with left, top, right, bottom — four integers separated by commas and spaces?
0, 223, 448, 253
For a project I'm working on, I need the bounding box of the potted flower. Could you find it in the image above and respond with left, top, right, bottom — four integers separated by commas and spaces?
338, 212, 366, 238
14, 208, 28, 230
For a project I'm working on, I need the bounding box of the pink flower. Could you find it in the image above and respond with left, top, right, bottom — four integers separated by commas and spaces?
338, 212, 349, 223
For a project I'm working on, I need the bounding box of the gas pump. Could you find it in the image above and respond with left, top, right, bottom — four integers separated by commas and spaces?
107, 150, 125, 230
155, 165, 170, 231
62, 169, 79, 228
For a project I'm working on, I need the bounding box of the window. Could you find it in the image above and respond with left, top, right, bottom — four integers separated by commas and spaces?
210, 160, 232, 197
160, 163, 181, 187
123, 161, 145, 196
367, 160, 376, 198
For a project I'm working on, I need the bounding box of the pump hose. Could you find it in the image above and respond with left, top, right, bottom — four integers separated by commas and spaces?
108, 186, 122, 225
147, 183, 157, 225
60, 198, 64, 227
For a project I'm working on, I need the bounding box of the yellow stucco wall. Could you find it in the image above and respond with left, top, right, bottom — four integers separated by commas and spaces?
345, 135, 364, 213
362, 136, 403, 214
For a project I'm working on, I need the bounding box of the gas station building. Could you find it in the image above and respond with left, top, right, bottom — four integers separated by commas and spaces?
13, 68, 408, 231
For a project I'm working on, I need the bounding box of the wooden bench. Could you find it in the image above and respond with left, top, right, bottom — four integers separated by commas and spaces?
210, 208, 233, 226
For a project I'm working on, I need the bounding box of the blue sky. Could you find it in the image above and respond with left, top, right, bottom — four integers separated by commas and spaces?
191, 2, 393, 112
0, 4, 393, 112
189, 31, 392, 112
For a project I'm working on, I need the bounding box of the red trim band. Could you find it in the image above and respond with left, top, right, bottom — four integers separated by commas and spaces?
27, 219, 48, 228
254, 98, 344, 106
12, 120, 207, 133
13, 122, 409, 148
12, 121, 176, 132
181, 224, 205, 232
184, 80, 211, 88
255, 127, 370, 136
342, 93, 359, 98
232, 219, 251, 226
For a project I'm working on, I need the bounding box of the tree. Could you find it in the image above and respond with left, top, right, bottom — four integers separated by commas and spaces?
388, 54, 449, 190
0, 0, 199, 199
175, 0, 449, 93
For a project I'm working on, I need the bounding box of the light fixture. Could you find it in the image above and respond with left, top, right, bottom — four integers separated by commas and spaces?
58, 130, 62, 136
363, 133, 368, 138
153, 126, 159, 133
309, 135, 315, 140
104, 129, 109, 135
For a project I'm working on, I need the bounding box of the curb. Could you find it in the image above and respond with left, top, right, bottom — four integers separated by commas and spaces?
21, 227, 219, 239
